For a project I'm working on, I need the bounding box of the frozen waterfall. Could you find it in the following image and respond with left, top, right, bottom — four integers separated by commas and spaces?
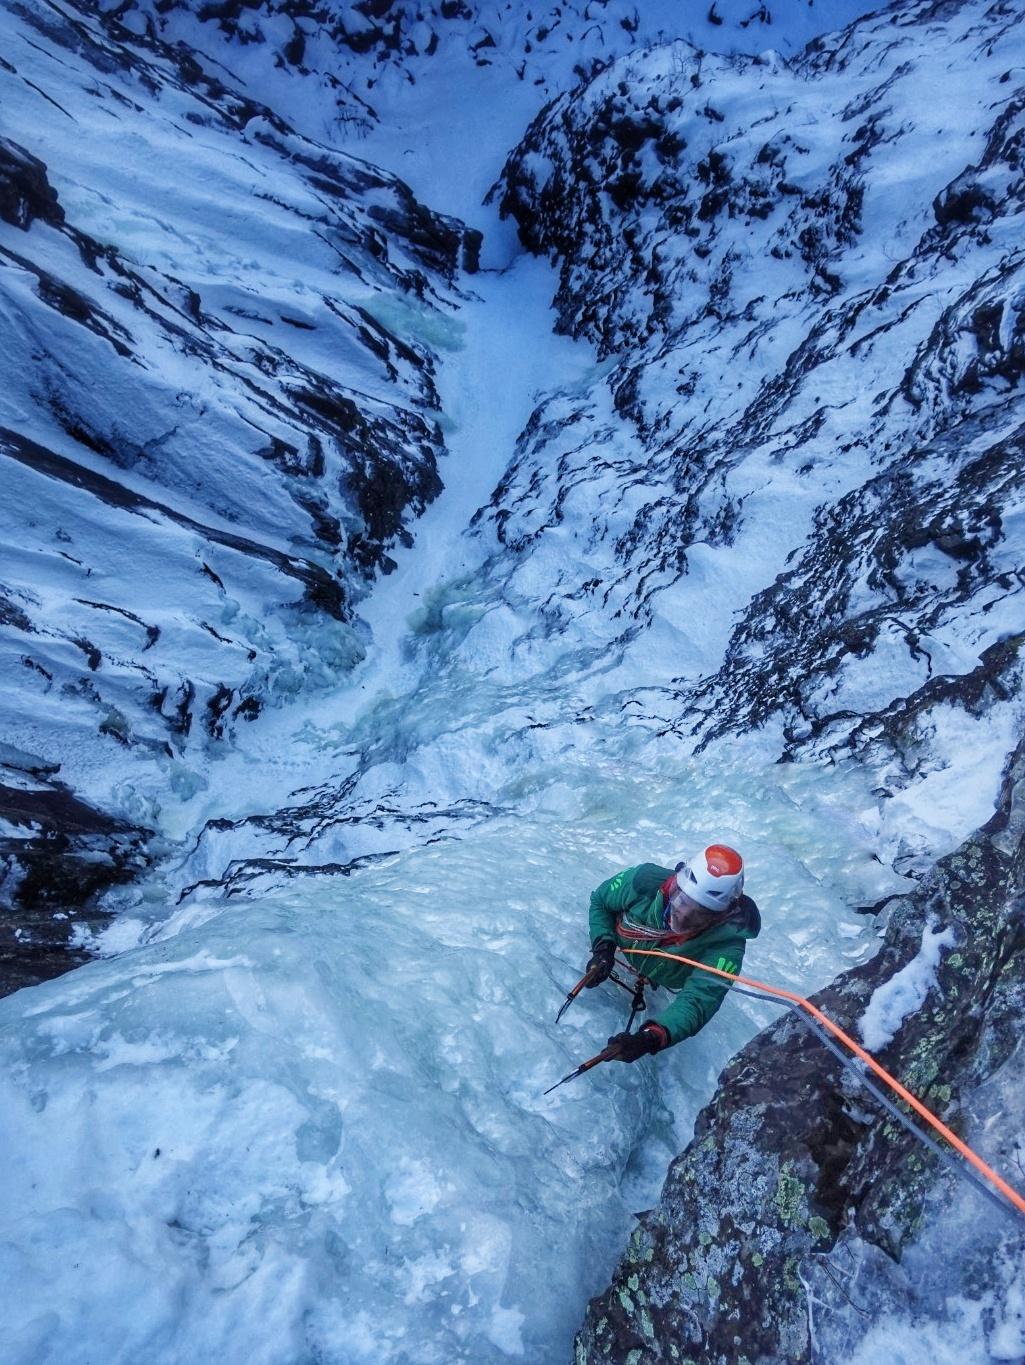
2, 0, 1020, 1361
0, 256, 924, 1361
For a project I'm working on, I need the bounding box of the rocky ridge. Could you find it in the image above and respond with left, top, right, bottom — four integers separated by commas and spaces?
95, 0, 874, 146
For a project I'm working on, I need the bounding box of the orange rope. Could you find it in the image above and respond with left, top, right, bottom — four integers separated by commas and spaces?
621, 946, 1025, 1219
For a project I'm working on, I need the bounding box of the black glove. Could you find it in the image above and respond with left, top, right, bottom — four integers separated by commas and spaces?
606, 1022, 670, 1062
584, 939, 616, 986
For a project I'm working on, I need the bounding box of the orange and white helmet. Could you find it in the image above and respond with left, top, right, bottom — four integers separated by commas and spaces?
676, 843, 744, 912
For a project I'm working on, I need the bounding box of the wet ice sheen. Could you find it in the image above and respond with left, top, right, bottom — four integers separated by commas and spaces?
0, 751, 895, 1364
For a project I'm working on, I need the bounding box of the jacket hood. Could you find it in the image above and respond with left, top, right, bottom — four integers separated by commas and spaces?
735, 894, 761, 938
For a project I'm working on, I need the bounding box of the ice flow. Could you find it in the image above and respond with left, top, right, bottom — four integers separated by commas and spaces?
1, 727, 901, 1364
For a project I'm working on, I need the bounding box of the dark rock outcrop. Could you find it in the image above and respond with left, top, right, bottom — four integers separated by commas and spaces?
575, 730, 1025, 1363
0, 137, 65, 231
0, 753, 151, 997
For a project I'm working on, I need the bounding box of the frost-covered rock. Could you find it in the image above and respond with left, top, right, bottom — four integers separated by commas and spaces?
0, 752, 151, 996
574, 732, 1025, 1364
490, 0, 1025, 789
137, 0, 1025, 942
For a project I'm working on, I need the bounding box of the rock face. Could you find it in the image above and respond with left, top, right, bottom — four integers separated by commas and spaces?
574, 732, 1025, 1364
0, 139, 65, 231
489, 0, 1025, 786
0, 0, 476, 990
96, 0, 873, 144
0, 753, 151, 997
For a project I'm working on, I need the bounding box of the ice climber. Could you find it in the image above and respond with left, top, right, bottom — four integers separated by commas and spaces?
583, 844, 760, 1061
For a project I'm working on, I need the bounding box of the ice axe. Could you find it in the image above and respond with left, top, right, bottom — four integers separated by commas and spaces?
554, 964, 605, 1024
543, 1041, 624, 1096
554, 966, 639, 1025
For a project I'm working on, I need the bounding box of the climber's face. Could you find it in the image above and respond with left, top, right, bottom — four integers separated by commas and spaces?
667, 883, 708, 935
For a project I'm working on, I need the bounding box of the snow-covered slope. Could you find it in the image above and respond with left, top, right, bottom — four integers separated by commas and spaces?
0, 0, 479, 985
0, 0, 890, 987
99, 0, 878, 139
87, 0, 881, 243
161, 0, 1025, 914
491, 0, 1025, 798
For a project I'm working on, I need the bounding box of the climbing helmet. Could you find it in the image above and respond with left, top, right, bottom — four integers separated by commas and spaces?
674, 844, 744, 913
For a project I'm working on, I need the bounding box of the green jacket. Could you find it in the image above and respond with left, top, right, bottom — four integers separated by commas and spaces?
589, 863, 760, 1046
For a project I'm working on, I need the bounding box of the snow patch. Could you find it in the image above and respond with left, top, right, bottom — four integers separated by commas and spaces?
859, 923, 957, 1052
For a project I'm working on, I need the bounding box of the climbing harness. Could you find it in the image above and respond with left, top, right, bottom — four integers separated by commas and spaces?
623, 974, 648, 1035
547, 966, 658, 1095
547, 946, 1025, 1222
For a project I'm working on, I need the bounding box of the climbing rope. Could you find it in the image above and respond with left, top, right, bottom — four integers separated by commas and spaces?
619, 946, 1025, 1222
727, 978, 1016, 1222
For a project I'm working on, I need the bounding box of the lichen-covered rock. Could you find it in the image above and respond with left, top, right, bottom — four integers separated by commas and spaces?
575, 731, 1025, 1363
